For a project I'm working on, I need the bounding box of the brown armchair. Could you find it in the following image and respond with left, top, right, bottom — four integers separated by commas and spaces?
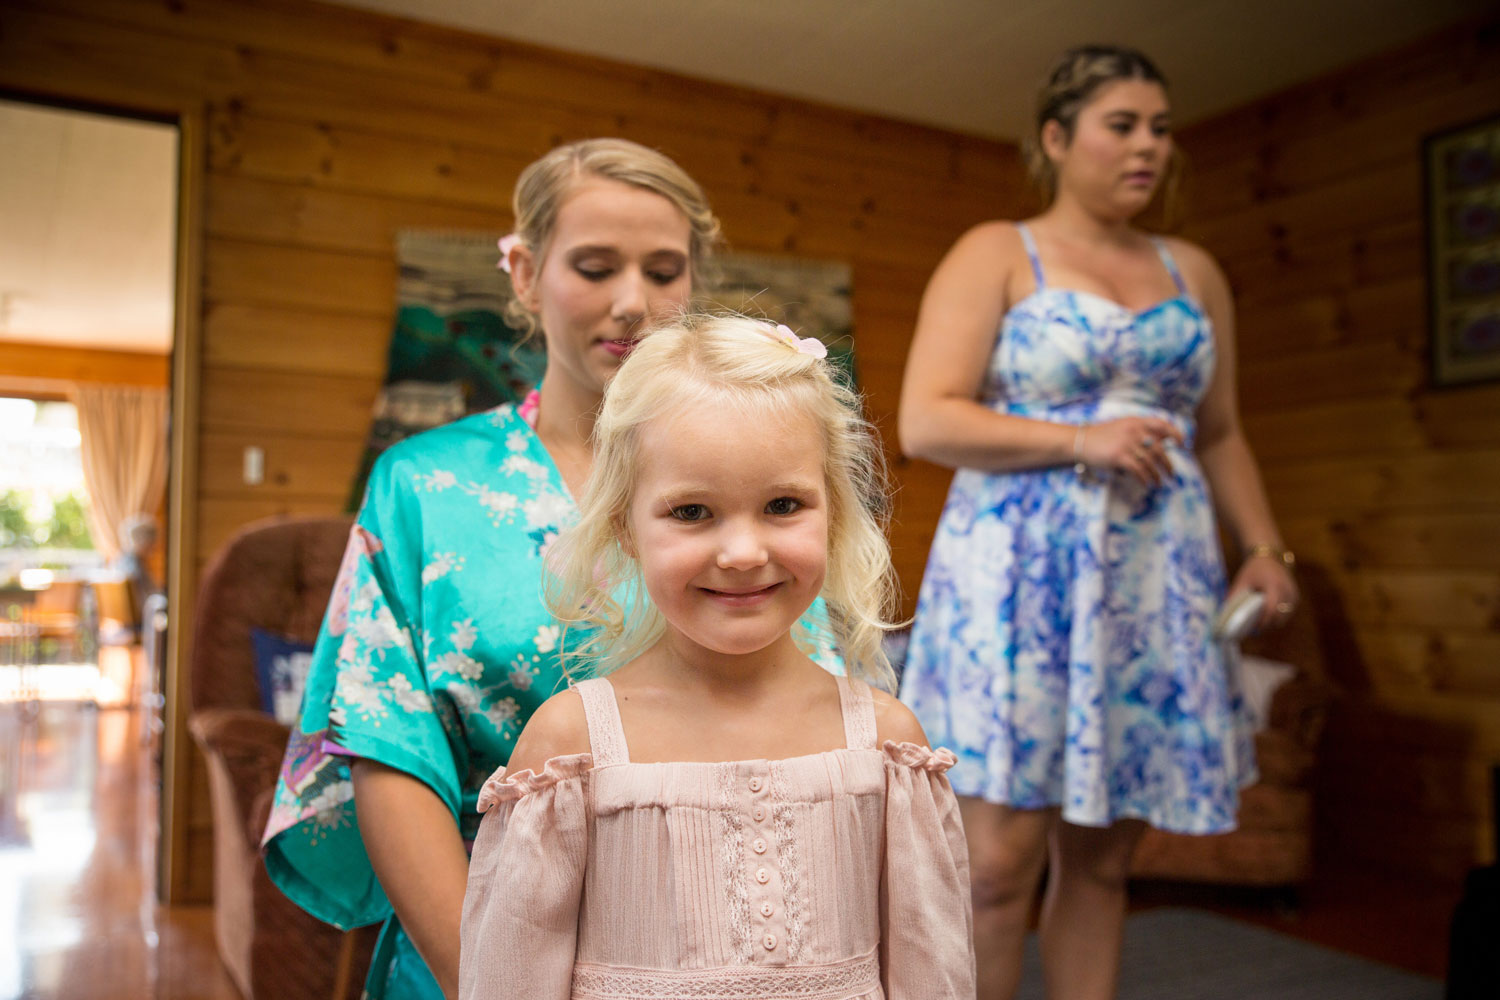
1130, 582, 1334, 888
186, 515, 377, 1000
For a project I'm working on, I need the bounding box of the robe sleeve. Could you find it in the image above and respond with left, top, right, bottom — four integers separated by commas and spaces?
262, 445, 462, 929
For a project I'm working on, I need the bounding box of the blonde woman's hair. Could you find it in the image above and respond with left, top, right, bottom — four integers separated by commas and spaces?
503, 138, 722, 336
544, 313, 900, 689
1024, 45, 1180, 218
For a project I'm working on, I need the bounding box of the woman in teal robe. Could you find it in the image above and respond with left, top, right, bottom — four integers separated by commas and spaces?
263, 138, 842, 999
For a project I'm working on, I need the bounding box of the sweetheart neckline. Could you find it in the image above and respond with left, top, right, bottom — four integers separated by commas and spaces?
1011, 286, 1203, 320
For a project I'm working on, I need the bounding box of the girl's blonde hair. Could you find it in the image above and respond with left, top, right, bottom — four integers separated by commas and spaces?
545, 313, 900, 689
504, 138, 722, 336
1023, 45, 1181, 222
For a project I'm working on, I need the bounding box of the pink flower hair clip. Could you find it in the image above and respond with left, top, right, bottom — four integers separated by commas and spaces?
496, 233, 520, 274
766, 322, 828, 360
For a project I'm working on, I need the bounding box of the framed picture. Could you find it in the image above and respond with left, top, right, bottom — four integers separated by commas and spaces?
1424, 116, 1500, 387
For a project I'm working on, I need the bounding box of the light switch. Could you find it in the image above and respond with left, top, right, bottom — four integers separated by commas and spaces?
243, 445, 265, 485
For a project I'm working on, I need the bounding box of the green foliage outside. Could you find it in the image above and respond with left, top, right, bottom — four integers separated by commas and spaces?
0, 489, 29, 548
46, 493, 93, 550
0, 488, 94, 550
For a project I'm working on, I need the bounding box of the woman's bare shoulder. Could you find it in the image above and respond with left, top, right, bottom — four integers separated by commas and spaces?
1159, 235, 1229, 288
952, 219, 1027, 258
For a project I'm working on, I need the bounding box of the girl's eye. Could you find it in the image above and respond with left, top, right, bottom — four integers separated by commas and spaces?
577, 267, 612, 282
766, 497, 802, 516
1152, 122, 1172, 138
670, 503, 709, 522
647, 269, 683, 286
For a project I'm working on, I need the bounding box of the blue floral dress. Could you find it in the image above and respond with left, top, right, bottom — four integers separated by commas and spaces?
899, 224, 1256, 834
263, 392, 843, 999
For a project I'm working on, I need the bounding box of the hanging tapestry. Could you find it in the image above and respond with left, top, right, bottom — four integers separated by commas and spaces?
346, 229, 853, 507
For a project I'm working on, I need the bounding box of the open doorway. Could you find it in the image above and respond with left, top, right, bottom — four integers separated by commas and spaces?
1, 95, 184, 995
0, 97, 175, 698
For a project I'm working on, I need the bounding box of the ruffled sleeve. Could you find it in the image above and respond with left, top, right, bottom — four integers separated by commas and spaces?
459, 756, 592, 1000
879, 741, 976, 998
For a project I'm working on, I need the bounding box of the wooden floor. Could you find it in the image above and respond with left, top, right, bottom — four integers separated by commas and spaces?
2, 692, 239, 1000
1, 687, 1461, 998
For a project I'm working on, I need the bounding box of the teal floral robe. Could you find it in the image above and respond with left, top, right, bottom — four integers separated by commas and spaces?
262, 395, 841, 998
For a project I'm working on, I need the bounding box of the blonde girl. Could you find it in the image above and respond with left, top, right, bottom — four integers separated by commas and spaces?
265, 139, 730, 1000
460, 314, 976, 999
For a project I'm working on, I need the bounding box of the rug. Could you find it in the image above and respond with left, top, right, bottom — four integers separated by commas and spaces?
1015, 907, 1442, 1000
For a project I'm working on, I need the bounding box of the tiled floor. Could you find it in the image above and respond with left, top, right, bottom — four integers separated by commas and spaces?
0, 684, 1463, 998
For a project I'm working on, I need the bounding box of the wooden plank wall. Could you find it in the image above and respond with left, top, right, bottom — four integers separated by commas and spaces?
1173, 17, 1500, 881
6, 0, 1492, 899
0, 0, 1022, 899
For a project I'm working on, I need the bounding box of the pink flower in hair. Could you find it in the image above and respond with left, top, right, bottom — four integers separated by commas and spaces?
497, 234, 520, 273
767, 323, 828, 359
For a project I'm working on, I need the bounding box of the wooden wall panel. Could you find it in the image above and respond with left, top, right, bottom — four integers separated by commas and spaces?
1175, 16, 1500, 881
0, 0, 1018, 900
11, 0, 1490, 902
202, 304, 390, 379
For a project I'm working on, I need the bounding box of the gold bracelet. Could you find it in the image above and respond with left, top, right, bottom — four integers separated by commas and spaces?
1244, 543, 1295, 569
1072, 425, 1088, 475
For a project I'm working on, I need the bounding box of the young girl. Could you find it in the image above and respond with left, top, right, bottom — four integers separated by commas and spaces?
459, 315, 976, 998
263, 138, 733, 999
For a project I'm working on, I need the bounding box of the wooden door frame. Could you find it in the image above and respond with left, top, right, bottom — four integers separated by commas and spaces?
162, 103, 205, 904
0, 86, 206, 903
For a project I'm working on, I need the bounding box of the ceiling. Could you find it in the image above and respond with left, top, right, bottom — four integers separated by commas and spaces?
0, 0, 1489, 358
327, 0, 1491, 140
0, 101, 177, 356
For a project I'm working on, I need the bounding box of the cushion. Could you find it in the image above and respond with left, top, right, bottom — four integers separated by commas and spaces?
1240, 654, 1296, 733
250, 627, 315, 726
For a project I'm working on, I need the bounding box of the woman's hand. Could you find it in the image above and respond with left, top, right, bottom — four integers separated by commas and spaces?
1077, 417, 1186, 486
1227, 554, 1299, 633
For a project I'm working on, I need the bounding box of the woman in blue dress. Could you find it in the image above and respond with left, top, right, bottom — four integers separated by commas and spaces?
262, 138, 840, 999
897, 48, 1299, 1000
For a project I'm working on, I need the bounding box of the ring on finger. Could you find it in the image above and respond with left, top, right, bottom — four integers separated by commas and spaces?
1275, 602, 1294, 614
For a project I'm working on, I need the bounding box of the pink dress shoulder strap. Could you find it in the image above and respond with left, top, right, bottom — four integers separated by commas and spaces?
837, 676, 878, 751
574, 677, 631, 767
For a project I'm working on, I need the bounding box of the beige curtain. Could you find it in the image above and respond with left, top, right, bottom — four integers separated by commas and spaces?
73, 384, 169, 561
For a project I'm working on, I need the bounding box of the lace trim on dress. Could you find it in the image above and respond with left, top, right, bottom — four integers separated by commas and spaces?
838, 677, 878, 751
768, 761, 806, 961
570, 949, 880, 999
474, 753, 593, 813
576, 678, 631, 767
714, 762, 754, 964
882, 740, 958, 773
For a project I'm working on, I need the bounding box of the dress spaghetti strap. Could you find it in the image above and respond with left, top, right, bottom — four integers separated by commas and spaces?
574, 677, 631, 767
1015, 223, 1046, 290
837, 677, 878, 751
1151, 237, 1190, 296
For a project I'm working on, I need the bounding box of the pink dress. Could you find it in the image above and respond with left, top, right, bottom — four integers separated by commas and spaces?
459, 676, 976, 999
